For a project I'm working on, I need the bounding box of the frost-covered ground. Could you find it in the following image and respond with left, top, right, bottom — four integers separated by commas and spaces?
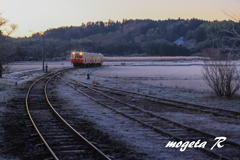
82, 64, 240, 112
55, 79, 213, 160
61, 65, 240, 158
92, 65, 209, 91
2, 59, 240, 111
0, 61, 73, 128
104, 56, 203, 61
0, 62, 74, 159
9, 61, 72, 73
1, 59, 240, 159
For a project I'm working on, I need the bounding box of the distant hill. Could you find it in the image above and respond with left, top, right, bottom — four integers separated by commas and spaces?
12, 18, 240, 61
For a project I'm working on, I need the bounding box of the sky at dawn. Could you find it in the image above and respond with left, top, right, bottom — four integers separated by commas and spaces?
0, 0, 239, 37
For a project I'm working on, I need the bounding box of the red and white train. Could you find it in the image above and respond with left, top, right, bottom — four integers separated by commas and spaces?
71, 51, 103, 67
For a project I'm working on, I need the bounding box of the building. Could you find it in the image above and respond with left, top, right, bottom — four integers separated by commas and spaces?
173, 37, 188, 46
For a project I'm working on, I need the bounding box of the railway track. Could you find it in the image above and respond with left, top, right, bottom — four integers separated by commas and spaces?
26, 69, 111, 160
79, 81, 240, 119
60, 77, 240, 160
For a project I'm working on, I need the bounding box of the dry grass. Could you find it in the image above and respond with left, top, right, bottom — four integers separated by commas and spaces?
71, 68, 240, 112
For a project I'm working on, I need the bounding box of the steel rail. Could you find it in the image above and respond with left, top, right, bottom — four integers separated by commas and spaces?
26, 68, 74, 159
26, 71, 59, 160
62, 79, 240, 160
78, 81, 240, 119
26, 68, 110, 160
45, 73, 111, 160
73, 81, 240, 145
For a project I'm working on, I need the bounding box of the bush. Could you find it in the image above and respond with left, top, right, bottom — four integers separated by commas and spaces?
202, 48, 240, 98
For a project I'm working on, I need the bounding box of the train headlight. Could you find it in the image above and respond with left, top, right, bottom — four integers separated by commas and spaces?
80, 52, 83, 55
72, 52, 75, 55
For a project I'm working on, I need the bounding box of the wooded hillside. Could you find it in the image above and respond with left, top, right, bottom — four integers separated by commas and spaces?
12, 18, 240, 61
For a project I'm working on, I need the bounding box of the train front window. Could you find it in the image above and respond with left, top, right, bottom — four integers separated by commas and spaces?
72, 54, 75, 58
76, 54, 82, 58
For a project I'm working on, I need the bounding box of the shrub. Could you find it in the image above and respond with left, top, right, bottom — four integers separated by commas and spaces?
202, 48, 240, 98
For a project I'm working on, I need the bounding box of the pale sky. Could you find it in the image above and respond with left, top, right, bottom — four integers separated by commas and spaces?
0, 0, 239, 37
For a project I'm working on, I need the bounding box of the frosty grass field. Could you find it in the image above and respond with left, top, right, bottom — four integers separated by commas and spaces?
1, 57, 240, 159
1, 58, 240, 112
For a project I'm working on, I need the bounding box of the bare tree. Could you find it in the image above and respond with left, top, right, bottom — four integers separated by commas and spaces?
221, 8, 240, 38
0, 13, 17, 78
218, 8, 240, 57
202, 48, 240, 98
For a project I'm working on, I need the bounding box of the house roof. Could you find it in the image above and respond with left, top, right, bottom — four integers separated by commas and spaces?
173, 37, 188, 44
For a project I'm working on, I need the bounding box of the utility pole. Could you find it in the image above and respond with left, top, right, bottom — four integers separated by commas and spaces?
42, 35, 45, 72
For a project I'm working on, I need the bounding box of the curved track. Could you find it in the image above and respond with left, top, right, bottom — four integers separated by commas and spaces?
26, 69, 111, 160
59, 77, 240, 160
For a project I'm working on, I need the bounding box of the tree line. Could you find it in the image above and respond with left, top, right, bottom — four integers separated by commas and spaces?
2, 14, 240, 98
0, 17, 239, 64
12, 18, 240, 61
